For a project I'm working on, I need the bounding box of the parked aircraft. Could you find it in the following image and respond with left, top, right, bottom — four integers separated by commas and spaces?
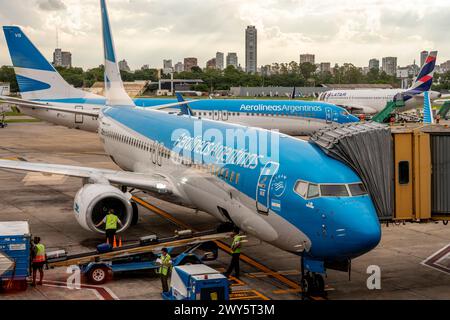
318, 52, 441, 114
1, 27, 358, 135
0, 0, 381, 294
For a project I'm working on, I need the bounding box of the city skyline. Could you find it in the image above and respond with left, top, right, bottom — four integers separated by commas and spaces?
0, 0, 449, 70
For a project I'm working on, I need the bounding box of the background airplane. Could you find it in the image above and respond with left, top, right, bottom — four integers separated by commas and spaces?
0, 0, 381, 294
318, 51, 440, 114
2, 26, 358, 135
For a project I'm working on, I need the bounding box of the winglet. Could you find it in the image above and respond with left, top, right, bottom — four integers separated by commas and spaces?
175, 92, 194, 116
100, 0, 135, 107
423, 91, 435, 124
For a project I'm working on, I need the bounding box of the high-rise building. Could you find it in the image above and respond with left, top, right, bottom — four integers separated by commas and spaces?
184, 57, 198, 72
245, 26, 257, 74
420, 51, 429, 67
440, 60, 450, 73
300, 54, 315, 65
53, 48, 72, 68
381, 57, 397, 76
319, 62, 331, 73
369, 58, 380, 70
226, 53, 238, 68
206, 58, 216, 69
174, 62, 184, 73
163, 59, 173, 74
216, 52, 224, 70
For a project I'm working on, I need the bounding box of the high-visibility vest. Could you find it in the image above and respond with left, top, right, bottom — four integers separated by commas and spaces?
105, 214, 119, 230
231, 235, 242, 254
33, 243, 46, 263
158, 254, 172, 276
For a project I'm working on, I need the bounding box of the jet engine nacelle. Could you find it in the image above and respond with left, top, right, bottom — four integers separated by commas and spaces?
73, 184, 133, 233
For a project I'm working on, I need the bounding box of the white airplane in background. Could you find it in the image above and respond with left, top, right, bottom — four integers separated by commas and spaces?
318, 51, 441, 114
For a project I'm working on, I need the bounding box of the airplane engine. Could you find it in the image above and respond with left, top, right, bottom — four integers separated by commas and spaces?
73, 184, 133, 233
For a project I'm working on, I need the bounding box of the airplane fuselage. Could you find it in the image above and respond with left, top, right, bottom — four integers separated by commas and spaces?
17, 98, 358, 135
96, 106, 381, 262
319, 89, 441, 114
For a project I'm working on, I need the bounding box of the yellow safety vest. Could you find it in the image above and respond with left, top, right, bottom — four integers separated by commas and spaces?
33, 243, 46, 263
105, 214, 119, 230
232, 235, 242, 254
159, 254, 172, 276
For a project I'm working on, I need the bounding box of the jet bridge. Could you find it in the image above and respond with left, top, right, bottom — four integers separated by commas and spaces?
310, 122, 394, 220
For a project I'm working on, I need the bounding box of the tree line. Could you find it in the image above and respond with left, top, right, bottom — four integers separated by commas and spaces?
1, 62, 448, 94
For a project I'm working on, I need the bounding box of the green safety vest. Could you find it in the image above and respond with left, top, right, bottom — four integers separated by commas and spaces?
159, 254, 172, 276
33, 243, 46, 262
105, 214, 119, 230
232, 235, 242, 254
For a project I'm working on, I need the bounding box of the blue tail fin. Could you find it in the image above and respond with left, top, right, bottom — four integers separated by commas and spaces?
175, 92, 193, 116
3, 26, 102, 101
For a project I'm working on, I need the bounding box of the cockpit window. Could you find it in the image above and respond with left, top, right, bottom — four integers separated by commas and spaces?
307, 184, 320, 199
320, 184, 349, 197
294, 181, 308, 198
348, 183, 368, 196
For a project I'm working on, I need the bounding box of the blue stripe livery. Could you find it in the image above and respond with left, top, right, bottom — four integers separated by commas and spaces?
16, 75, 51, 92
3, 26, 55, 72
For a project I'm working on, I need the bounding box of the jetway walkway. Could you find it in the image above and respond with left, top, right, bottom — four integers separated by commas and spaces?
372, 100, 406, 123
310, 122, 394, 220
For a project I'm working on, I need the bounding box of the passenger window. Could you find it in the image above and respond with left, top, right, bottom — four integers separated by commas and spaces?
320, 185, 349, 197
348, 183, 367, 196
399, 161, 409, 185
294, 180, 308, 198
307, 184, 320, 198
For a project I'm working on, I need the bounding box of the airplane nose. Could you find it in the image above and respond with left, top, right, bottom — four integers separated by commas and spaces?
348, 114, 360, 123
333, 199, 381, 258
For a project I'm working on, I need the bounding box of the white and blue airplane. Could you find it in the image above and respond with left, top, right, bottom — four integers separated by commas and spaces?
1, 26, 358, 135
0, 0, 381, 293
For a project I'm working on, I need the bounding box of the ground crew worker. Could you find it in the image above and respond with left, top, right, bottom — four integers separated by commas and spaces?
158, 248, 172, 293
436, 114, 441, 124
31, 236, 46, 287
95, 209, 123, 245
225, 228, 242, 279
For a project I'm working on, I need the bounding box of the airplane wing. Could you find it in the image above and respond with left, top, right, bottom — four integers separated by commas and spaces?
1, 95, 199, 115
0, 96, 100, 117
0, 159, 173, 195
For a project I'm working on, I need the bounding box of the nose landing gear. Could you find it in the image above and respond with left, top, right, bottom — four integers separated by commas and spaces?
300, 255, 326, 299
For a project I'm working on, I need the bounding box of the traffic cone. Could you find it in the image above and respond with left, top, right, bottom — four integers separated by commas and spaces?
113, 236, 117, 248
118, 237, 122, 247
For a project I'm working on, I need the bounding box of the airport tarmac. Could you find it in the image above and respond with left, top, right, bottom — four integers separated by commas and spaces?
0, 122, 449, 300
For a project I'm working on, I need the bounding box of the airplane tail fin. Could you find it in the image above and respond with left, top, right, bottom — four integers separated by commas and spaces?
406, 51, 438, 95
423, 91, 434, 124
175, 92, 193, 116
100, 0, 135, 107
2, 26, 102, 101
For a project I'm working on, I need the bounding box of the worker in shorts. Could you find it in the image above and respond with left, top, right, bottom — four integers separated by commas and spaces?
95, 209, 123, 245
31, 236, 46, 286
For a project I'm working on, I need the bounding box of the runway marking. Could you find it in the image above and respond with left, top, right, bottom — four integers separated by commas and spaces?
230, 289, 270, 300
133, 196, 327, 300
421, 244, 450, 275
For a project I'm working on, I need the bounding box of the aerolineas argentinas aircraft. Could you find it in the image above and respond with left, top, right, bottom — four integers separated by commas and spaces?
1, 26, 358, 135
0, 0, 381, 293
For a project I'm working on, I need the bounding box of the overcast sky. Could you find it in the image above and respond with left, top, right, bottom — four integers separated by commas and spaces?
0, 0, 449, 70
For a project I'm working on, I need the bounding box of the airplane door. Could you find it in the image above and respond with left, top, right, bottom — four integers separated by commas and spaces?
75, 106, 83, 124
222, 111, 228, 121
325, 107, 332, 124
256, 162, 280, 214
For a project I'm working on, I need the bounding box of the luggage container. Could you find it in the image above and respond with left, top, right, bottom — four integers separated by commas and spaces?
0, 221, 31, 291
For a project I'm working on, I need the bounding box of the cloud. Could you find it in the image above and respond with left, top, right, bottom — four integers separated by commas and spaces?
37, 0, 67, 11
0, 0, 449, 69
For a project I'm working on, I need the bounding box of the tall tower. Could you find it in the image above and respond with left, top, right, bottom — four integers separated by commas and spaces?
245, 26, 257, 74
